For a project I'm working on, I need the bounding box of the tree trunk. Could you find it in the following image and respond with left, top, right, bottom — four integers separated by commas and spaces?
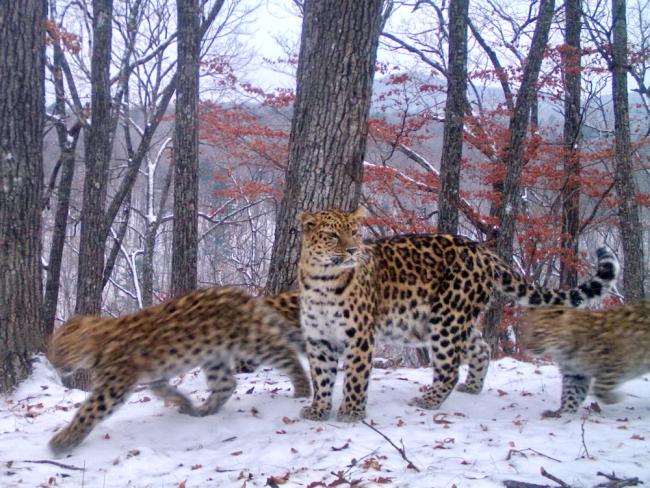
171, 0, 201, 297
559, 0, 582, 288
75, 0, 114, 316
483, 0, 556, 354
142, 157, 173, 307
0, 0, 46, 392
69, 0, 114, 391
43, 38, 82, 335
611, 0, 645, 300
266, 0, 385, 294
438, 0, 469, 236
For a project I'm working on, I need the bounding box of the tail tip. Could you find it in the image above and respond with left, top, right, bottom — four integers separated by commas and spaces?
595, 246, 619, 280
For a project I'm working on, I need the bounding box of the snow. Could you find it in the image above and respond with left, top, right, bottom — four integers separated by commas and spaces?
1, 356, 649, 487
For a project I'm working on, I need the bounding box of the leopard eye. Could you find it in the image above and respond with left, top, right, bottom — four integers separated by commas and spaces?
325, 231, 338, 239
351, 229, 359, 237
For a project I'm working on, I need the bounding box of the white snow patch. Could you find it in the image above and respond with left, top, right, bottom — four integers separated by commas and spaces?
1, 357, 648, 487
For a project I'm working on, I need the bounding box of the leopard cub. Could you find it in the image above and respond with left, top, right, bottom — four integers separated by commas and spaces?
522, 300, 650, 417
47, 287, 309, 455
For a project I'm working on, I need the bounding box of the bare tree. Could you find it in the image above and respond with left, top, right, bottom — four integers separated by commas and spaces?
42, 14, 84, 335
438, 0, 470, 235
611, 0, 645, 299
266, 0, 388, 293
0, 0, 46, 391
478, 0, 556, 353
75, 0, 114, 319
171, 0, 201, 297
559, 0, 582, 288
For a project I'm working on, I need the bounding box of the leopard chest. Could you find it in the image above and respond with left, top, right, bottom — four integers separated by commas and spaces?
300, 293, 359, 345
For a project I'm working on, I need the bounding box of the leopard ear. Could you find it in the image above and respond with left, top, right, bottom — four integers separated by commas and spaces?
350, 207, 366, 220
299, 211, 317, 232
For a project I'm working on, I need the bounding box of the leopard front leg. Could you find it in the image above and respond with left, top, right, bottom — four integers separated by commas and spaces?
336, 335, 374, 422
542, 372, 591, 418
49, 366, 135, 455
300, 338, 339, 421
456, 328, 490, 394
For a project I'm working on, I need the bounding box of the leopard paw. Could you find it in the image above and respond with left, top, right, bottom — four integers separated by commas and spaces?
455, 382, 481, 394
409, 395, 442, 410
336, 407, 366, 423
49, 430, 80, 457
541, 409, 563, 418
300, 404, 330, 421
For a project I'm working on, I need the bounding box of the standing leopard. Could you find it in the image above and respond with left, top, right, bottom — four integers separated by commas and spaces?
47, 287, 310, 455
239, 291, 489, 389
297, 208, 619, 422
522, 301, 650, 417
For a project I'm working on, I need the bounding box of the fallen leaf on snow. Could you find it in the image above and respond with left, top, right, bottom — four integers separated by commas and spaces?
361, 457, 382, 470
433, 413, 452, 425
370, 476, 392, 484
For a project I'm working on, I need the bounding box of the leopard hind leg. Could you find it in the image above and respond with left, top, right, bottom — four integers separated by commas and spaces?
149, 379, 198, 416
253, 340, 310, 398
194, 357, 237, 417
456, 328, 490, 394
411, 317, 465, 409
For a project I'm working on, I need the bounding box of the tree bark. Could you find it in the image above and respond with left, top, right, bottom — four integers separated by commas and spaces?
438, 0, 469, 235
68, 0, 114, 391
611, 0, 645, 300
559, 0, 582, 288
482, 0, 556, 354
171, 0, 201, 297
266, 0, 385, 294
0, 0, 46, 392
75, 0, 114, 317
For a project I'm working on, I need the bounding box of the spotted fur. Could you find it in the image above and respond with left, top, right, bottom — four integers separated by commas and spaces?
297, 208, 619, 421
47, 287, 309, 454
523, 300, 650, 417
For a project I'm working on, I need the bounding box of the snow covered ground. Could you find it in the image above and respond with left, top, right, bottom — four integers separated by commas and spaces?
1, 356, 648, 487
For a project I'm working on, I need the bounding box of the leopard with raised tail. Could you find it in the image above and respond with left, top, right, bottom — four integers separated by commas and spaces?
297, 208, 619, 422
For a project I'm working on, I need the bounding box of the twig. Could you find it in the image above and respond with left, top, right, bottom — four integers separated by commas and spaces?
329, 470, 362, 486
540, 467, 571, 487
361, 420, 420, 472
21, 459, 85, 471
595, 471, 643, 487
506, 448, 562, 463
503, 481, 549, 488
580, 415, 593, 459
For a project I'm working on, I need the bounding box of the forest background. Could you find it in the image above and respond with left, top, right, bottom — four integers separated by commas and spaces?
1, 0, 649, 392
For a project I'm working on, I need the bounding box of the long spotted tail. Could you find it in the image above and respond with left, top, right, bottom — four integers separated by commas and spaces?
494, 247, 619, 308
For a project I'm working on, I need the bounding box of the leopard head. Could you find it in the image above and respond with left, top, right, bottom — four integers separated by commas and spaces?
48, 316, 103, 376
299, 208, 365, 271
521, 307, 572, 356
